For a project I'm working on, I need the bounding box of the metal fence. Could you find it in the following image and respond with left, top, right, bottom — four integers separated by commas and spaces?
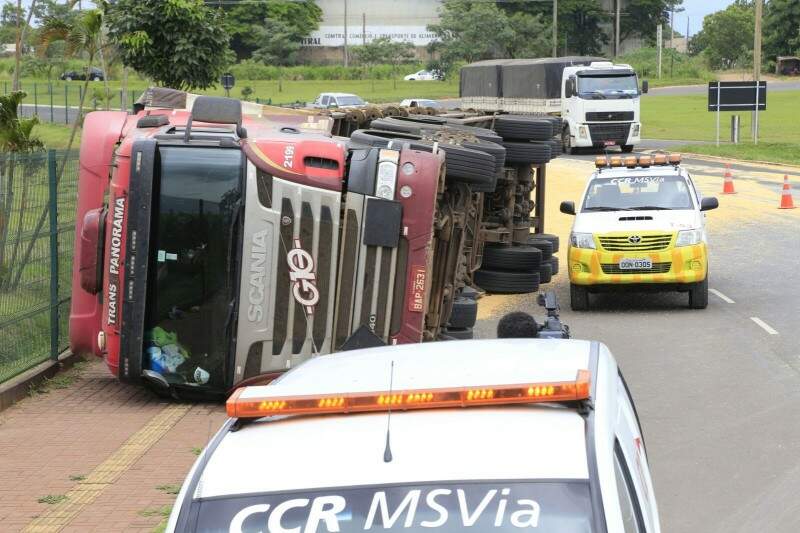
0, 150, 78, 383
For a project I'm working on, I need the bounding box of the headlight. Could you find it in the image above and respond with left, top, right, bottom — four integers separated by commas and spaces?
578, 126, 588, 139
632, 124, 640, 137
570, 232, 596, 249
676, 229, 703, 247
375, 150, 399, 200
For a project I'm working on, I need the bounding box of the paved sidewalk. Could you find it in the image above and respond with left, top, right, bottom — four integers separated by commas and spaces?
0, 358, 227, 532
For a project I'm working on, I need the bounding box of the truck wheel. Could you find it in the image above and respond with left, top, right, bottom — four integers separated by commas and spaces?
549, 256, 559, 275
482, 244, 542, 271
570, 283, 590, 311
549, 138, 562, 158
474, 268, 541, 294
493, 116, 553, 141
621, 145, 634, 153
562, 128, 576, 155
441, 326, 474, 340
536, 233, 560, 253
526, 237, 553, 260
689, 277, 709, 309
502, 141, 551, 164
448, 296, 478, 328
538, 261, 553, 284
460, 286, 479, 300
462, 138, 506, 173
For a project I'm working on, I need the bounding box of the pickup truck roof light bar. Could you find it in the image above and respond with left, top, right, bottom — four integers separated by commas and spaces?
226, 370, 591, 419
595, 153, 682, 170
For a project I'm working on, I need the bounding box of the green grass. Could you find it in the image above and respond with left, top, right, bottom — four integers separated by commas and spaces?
28, 361, 88, 396
642, 91, 800, 145
156, 483, 181, 495
673, 142, 800, 166
32, 123, 79, 150
68, 474, 85, 482
37, 494, 67, 505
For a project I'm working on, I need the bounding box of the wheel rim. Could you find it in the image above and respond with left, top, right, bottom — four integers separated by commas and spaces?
562, 129, 569, 153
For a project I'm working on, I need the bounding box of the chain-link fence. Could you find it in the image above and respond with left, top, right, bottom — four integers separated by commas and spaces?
0, 150, 78, 383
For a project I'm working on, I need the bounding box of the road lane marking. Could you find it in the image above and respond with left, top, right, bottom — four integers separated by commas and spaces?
709, 289, 735, 303
23, 404, 191, 532
750, 317, 779, 335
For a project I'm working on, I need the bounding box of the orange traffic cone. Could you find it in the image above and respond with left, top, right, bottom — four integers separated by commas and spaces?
722, 163, 736, 194
779, 175, 796, 209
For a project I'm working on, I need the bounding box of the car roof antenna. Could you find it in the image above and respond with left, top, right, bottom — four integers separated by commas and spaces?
383, 360, 395, 463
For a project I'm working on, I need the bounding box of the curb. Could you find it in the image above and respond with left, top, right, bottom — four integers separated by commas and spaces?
0, 351, 81, 413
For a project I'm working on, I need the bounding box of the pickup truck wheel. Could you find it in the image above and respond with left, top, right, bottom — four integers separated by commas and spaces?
526, 236, 553, 260
493, 116, 554, 141
538, 261, 553, 284
689, 277, 709, 309
441, 326, 474, 340
502, 141, 551, 164
621, 145, 634, 153
482, 244, 542, 271
448, 296, 478, 328
474, 268, 541, 294
570, 283, 590, 311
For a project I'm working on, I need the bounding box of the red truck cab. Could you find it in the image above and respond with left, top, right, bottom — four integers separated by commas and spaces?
70, 94, 443, 398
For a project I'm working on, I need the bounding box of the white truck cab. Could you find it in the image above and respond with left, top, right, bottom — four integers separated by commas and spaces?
166, 339, 660, 532
561, 62, 646, 154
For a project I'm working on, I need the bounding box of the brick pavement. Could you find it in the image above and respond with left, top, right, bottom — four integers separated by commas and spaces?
0, 357, 227, 532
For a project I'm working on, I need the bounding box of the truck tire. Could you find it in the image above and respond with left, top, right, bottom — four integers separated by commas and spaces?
526, 237, 553, 260
448, 296, 478, 328
502, 141, 551, 164
371, 117, 502, 144
474, 269, 541, 294
493, 116, 553, 141
482, 244, 542, 271
570, 283, 589, 311
538, 261, 553, 284
689, 277, 708, 309
441, 326, 474, 340
536, 233, 560, 253
462, 138, 506, 172
562, 127, 576, 155
460, 286, 479, 300
549, 138, 562, 158
549, 256, 560, 275
621, 144, 634, 153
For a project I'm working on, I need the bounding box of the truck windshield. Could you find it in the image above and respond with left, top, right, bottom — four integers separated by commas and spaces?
144, 146, 242, 391
583, 175, 694, 211
578, 74, 639, 99
185, 481, 594, 532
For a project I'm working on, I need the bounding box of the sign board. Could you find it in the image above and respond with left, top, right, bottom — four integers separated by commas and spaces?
708, 81, 767, 112
301, 25, 438, 47
221, 73, 235, 90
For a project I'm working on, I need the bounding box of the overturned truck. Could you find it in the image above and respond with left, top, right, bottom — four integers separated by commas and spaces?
69, 89, 560, 399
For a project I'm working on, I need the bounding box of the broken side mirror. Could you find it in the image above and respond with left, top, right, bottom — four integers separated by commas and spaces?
560, 201, 576, 215
700, 196, 719, 211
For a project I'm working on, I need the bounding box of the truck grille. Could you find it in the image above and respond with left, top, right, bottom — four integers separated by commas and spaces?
601, 262, 671, 275
588, 122, 631, 145
598, 234, 673, 251
586, 111, 634, 122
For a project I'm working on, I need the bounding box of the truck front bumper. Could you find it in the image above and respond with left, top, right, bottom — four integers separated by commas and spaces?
572, 122, 641, 148
568, 243, 707, 286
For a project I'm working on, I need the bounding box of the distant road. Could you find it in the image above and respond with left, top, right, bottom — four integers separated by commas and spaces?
18, 103, 81, 124
649, 79, 800, 96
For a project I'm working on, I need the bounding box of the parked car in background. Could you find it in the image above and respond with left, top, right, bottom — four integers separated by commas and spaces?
399, 98, 443, 109
309, 92, 367, 109
60, 67, 104, 81
404, 69, 444, 81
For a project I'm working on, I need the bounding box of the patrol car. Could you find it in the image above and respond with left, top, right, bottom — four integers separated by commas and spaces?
560, 153, 718, 311
166, 339, 660, 532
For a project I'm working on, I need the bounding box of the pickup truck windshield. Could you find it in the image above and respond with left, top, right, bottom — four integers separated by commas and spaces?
578, 74, 639, 99
186, 481, 594, 532
144, 146, 242, 390
583, 175, 694, 211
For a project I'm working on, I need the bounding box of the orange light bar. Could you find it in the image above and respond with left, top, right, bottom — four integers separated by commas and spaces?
652, 153, 667, 165
226, 370, 591, 419
595, 156, 609, 168
623, 155, 638, 168
668, 153, 681, 165
638, 155, 652, 168
609, 155, 623, 167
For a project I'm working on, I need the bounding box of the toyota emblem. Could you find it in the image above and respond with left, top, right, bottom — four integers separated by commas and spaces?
628, 235, 642, 244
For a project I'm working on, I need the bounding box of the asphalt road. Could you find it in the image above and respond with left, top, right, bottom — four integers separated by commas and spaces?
474, 155, 800, 532
18, 103, 80, 124
649, 79, 800, 96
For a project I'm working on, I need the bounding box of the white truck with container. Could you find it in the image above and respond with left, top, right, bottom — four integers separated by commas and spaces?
460, 57, 648, 154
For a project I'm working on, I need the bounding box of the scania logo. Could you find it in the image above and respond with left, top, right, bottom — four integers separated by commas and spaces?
628, 235, 642, 244
287, 239, 319, 315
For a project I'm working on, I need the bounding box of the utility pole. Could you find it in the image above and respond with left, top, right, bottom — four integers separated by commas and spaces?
615, 0, 620, 57
753, 0, 763, 143
669, 5, 674, 51
12, 0, 21, 91
343, 0, 349, 67
657, 24, 662, 79
686, 17, 690, 52
552, 0, 558, 57
362, 13, 366, 46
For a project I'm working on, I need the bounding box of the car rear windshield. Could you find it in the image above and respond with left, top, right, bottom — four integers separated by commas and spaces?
184, 480, 594, 532
337, 96, 365, 106
144, 146, 242, 390
583, 175, 694, 211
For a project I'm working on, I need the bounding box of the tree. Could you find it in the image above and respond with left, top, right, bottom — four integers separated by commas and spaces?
504, 12, 550, 58
692, 1, 754, 69
763, 0, 800, 61
250, 18, 302, 66
104, 0, 229, 91
619, 0, 679, 45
